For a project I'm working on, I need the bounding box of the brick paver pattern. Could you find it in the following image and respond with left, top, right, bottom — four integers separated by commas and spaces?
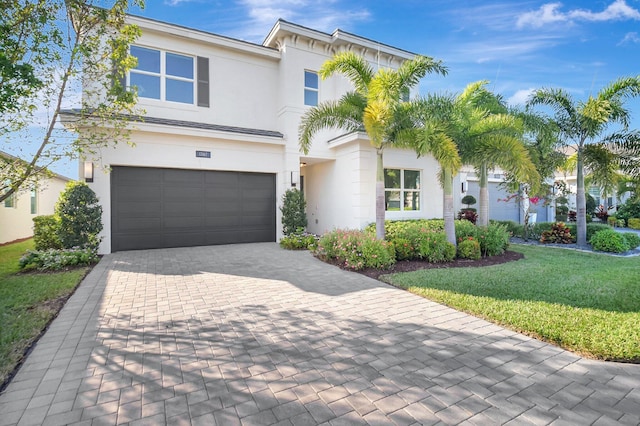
1, 243, 639, 425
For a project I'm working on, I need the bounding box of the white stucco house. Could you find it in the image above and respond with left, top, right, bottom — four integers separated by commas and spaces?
67, 16, 448, 254
0, 151, 71, 244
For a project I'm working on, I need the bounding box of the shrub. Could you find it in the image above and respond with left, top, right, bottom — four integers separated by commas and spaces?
32, 215, 62, 250
540, 222, 573, 244
564, 222, 611, 242
19, 247, 98, 271
457, 209, 478, 224
365, 219, 445, 239
417, 232, 456, 263
392, 237, 415, 261
629, 218, 640, 230
457, 237, 481, 260
615, 200, 640, 226
280, 189, 307, 236
316, 229, 395, 270
527, 222, 554, 241
455, 219, 477, 241
622, 232, 640, 249
279, 229, 318, 250
491, 220, 522, 238
56, 182, 102, 250
607, 216, 618, 227
461, 195, 476, 207
590, 229, 630, 253
476, 224, 510, 256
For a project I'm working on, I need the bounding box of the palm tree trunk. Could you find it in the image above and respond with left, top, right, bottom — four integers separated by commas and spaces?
576, 145, 587, 247
477, 163, 489, 227
443, 168, 456, 246
375, 149, 386, 240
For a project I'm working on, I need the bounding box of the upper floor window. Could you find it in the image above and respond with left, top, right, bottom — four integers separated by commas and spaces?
304, 70, 318, 106
4, 189, 16, 208
30, 188, 37, 214
129, 46, 195, 105
384, 168, 421, 212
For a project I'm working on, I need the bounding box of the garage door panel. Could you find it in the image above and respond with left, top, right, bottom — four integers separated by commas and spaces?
111, 167, 275, 252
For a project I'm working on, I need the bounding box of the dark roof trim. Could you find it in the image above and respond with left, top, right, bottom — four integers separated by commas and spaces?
61, 109, 284, 139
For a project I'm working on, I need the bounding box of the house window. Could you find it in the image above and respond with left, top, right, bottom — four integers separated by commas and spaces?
304, 70, 318, 106
4, 191, 16, 208
384, 169, 421, 211
30, 188, 37, 214
129, 46, 194, 104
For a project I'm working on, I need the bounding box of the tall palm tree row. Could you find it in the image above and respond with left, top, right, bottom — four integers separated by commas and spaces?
527, 77, 640, 247
298, 51, 448, 240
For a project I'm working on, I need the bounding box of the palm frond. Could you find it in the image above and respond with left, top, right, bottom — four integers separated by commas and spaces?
319, 51, 373, 95
298, 97, 365, 154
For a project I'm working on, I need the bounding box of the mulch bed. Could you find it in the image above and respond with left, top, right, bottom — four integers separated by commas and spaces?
354, 250, 525, 280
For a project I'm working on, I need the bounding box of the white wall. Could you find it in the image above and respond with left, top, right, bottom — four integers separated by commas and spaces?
0, 177, 69, 244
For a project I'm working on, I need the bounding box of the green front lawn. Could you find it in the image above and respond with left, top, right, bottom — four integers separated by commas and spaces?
0, 240, 89, 387
383, 244, 640, 362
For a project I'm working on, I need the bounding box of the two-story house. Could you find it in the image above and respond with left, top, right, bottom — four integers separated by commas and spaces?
70, 16, 445, 254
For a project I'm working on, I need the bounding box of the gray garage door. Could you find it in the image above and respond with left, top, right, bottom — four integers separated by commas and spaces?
111, 166, 276, 252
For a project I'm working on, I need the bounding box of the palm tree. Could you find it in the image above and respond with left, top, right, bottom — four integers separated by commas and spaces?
446, 82, 540, 227
299, 51, 447, 240
393, 94, 462, 245
528, 77, 640, 247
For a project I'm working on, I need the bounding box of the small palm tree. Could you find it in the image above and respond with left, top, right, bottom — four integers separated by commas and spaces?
299, 51, 447, 240
528, 77, 640, 247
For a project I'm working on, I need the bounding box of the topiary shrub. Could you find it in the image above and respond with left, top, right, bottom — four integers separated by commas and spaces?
622, 232, 640, 249
280, 189, 307, 236
32, 215, 62, 250
590, 229, 630, 253
540, 222, 573, 244
56, 182, 102, 250
461, 195, 476, 207
457, 237, 481, 260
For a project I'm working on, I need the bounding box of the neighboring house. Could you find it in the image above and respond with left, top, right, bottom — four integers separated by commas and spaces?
0, 151, 71, 244
65, 16, 444, 254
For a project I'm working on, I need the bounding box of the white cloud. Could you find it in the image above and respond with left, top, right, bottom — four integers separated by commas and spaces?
231, 0, 371, 42
516, 0, 640, 29
516, 3, 567, 28
618, 31, 640, 44
507, 88, 536, 106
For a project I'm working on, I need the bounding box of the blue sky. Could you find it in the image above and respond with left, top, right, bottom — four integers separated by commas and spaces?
11, 0, 640, 178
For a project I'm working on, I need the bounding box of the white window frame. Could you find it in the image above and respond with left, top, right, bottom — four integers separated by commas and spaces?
129, 46, 195, 105
30, 187, 38, 214
384, 168, 421, 212
304, 70, 319, 106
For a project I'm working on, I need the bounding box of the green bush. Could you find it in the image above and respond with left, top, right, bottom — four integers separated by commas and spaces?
540, 222, 573, 244
461, 195, 476, 207
476, 224, 510, 256
607, 216, 618, 227
491, 220, 522, 238
280, 189, 307, 236
279, 229, 318, 250
564, 222, 611, 242
527, 222, 555, 241
391, 237, 414, 261
56, 182, 102, 250
455, 219, 477, 241
19, 247, 98, 271
365, 219, 445, 240
32, 215, 62, 250
316, 229, 395, 270
417, 232, 456, 263
457, 237, 481, 260
615, 200, 640, 226
590, 229, 630, 253
629, 218, 640, 230
622, 232, 640, 249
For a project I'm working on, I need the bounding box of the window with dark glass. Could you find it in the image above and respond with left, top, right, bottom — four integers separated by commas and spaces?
384, 168, 421, 211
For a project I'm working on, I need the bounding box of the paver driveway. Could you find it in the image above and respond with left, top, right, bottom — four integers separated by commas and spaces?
1, 243, 639, 425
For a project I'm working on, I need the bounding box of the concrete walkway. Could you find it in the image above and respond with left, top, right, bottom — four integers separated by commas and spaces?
0, 243, 639, 425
